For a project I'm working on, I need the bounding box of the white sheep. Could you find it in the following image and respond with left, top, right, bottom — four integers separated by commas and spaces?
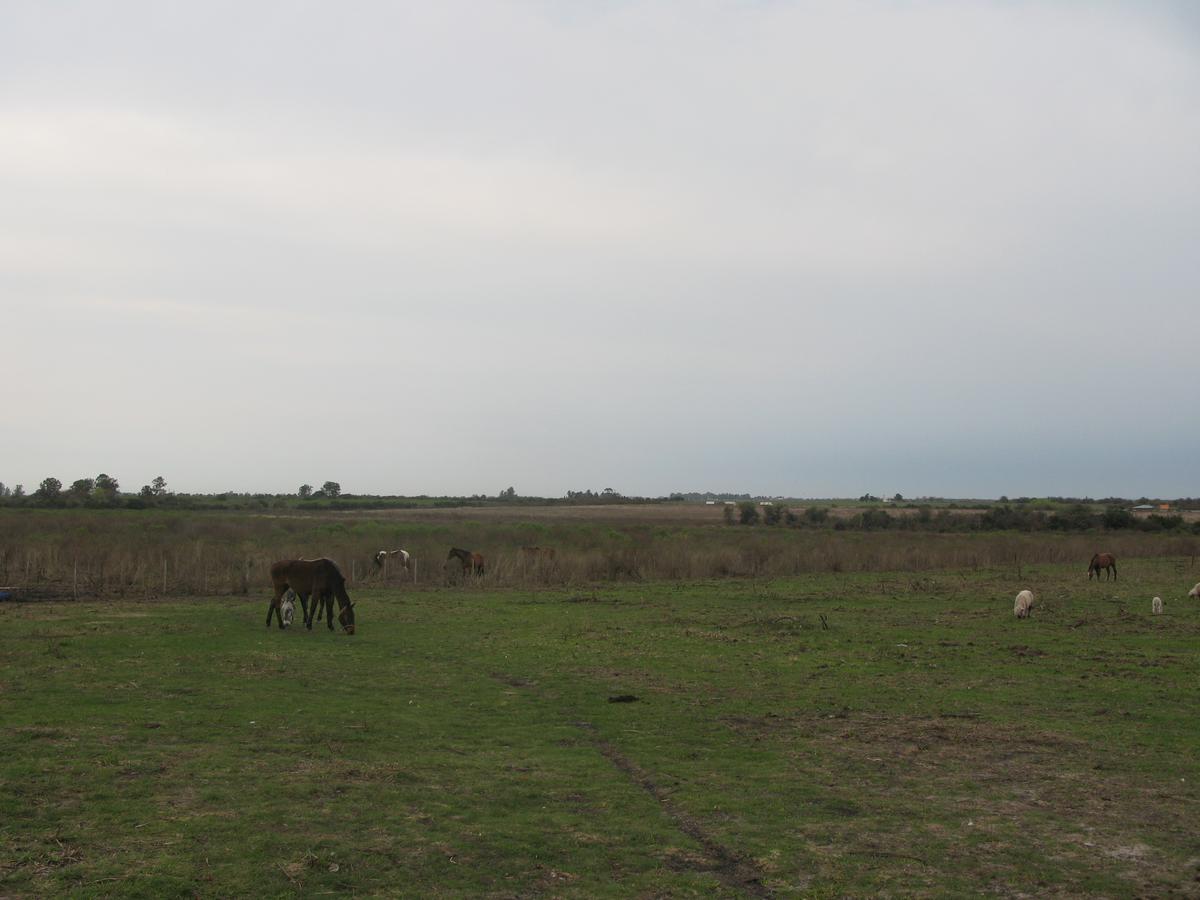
1189, 583, 1200, 599
1152, 596, 1163, 615
281, 590, 296, 627
1014, 589, 1035, 619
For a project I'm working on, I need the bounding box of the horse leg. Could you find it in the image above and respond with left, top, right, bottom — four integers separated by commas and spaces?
1111, 563, 1117, 581
268, 587, 285, 628
325, 592, 335, 630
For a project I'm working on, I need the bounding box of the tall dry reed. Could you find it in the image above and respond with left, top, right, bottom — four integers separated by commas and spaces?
0, 510, 1195, 599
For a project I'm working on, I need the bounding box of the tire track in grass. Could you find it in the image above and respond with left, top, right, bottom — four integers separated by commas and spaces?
489, 672, 772, 896
572, 720, 772, 898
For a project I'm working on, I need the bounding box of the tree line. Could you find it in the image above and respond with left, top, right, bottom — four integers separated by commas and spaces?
724, 501, 1199, 534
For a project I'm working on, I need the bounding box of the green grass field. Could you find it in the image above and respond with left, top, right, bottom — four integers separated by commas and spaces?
2, 558, 1198, 897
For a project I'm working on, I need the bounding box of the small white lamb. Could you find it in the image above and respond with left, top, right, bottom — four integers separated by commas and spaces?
1189, 583, 1200, 599
281, 590, 296, 627
1152, 596, 1163, 615
1014, 590, 1035, 619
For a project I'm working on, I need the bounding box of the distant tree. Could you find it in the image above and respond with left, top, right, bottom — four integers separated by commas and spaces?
892, 493, 904, 502
763, 503, 784, 526
805, 506, 829, 525
151, 475, 168, 496
139, 484, 155, 499
737, 501, 759, 525
12, 484, 25, 500
322, 481, 341, 498
723, 505, 735, 525
298, 484, 313, 499
0, 482, 8, 498
69, 478, 95, 501
94, 473, 120, 497
35, 477, 62, 502
499, 486, 517, 500
859, 493, 880, 503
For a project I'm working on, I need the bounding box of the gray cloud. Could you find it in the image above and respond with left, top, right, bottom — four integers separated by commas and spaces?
2, 2, 1197, 497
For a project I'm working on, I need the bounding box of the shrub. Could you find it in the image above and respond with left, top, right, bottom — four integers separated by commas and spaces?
859, 508, 893, 530
1102, 506, 1136, 529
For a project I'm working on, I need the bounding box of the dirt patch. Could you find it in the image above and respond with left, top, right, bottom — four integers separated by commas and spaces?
1007, 644, 1048, 657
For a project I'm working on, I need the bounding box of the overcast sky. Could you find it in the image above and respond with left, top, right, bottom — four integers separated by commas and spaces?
2, 1, 1197, 499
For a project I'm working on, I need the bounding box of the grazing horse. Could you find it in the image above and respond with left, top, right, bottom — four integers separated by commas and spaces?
268, 558, 356, 634
1087, 553, 1117, 581
373, 548, 412, 577
520, 546, 556, 562
447, 547, 485, 576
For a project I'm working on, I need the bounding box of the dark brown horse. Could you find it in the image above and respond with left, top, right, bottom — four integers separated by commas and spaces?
1087, 553, 1117, 581
447, 547, 485, 576
268, 558, 356, 633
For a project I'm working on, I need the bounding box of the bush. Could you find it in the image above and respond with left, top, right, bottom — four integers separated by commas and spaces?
1140, 514, 1183, 532
763, 504, 786, 526
1048, 504, 1097, 531
859, 508, 893, 530
737, 502, 759, 526
1102, 507, 1136, 530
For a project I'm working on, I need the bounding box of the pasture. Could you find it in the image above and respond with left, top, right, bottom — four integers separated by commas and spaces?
2, 557, 1198, 896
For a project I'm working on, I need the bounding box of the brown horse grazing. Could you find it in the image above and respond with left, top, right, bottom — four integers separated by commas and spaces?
1088, 553, 1117, 581
447, 547, 485, 576
268, 558, 356, 634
